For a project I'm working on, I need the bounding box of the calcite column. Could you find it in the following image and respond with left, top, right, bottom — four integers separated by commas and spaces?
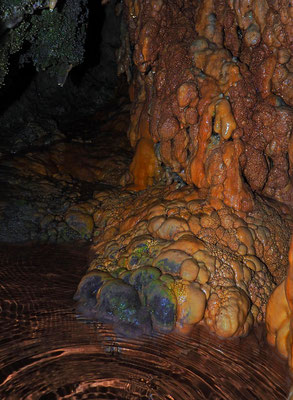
119, 0, 293, 211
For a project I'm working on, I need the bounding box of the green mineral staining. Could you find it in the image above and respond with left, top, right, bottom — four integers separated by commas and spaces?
118, 269, 132, 284
96, 279, 141, 322
129, 266, 161, 305
155, 257, 180, 275
75, 263, 178, 335
95, 279, 153, 336
110, 267, 127, 278
0, 0, 88, 86
129, 266, 161, 290
145, 279, 177, 333
129, 242, 153, 268
159, 273, 175, 288
117, 256, 128, 268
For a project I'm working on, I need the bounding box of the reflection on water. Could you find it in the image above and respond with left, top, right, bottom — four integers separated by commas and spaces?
0, 243, 290, 399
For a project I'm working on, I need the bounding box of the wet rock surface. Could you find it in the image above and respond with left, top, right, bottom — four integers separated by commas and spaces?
114, 0, 293, 373
76, 183, 292, 338
0, 91, 291, 345
121, 0, 293, 207
1, 0, 293, 390
0, 93, 292, 345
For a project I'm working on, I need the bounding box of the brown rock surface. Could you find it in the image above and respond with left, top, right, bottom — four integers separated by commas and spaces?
120, 0, 293, 209
7, 0, 289, 376
78, 184, 292, 339
84, 0, 293, 372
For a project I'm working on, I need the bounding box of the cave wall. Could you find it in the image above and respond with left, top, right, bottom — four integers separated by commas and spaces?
0, 0, 121, 155
120, 0, 293, 210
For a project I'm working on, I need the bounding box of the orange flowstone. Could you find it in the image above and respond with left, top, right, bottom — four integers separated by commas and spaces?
220, 139, 254, 213
259, 55, 277, 99
122, 0, 293, 208
197, 77, 220, 117
266, 236, 293, 370
287, 237, 293, 369
120, 212, 146, 234
213, 99, 236, 140
190, 101, 215, 188
128, 136, 160, 191
127, 106, 161, 191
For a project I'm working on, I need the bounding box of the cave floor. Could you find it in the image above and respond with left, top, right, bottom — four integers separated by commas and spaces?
0, 101, 291, 399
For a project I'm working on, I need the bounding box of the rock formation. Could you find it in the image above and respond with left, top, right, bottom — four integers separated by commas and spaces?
76, 1, 293, 374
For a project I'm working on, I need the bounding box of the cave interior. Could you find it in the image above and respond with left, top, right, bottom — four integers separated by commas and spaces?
1, 0, 293, 397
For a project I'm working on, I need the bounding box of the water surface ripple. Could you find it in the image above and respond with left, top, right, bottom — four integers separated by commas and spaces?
0, 243, 290, 399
